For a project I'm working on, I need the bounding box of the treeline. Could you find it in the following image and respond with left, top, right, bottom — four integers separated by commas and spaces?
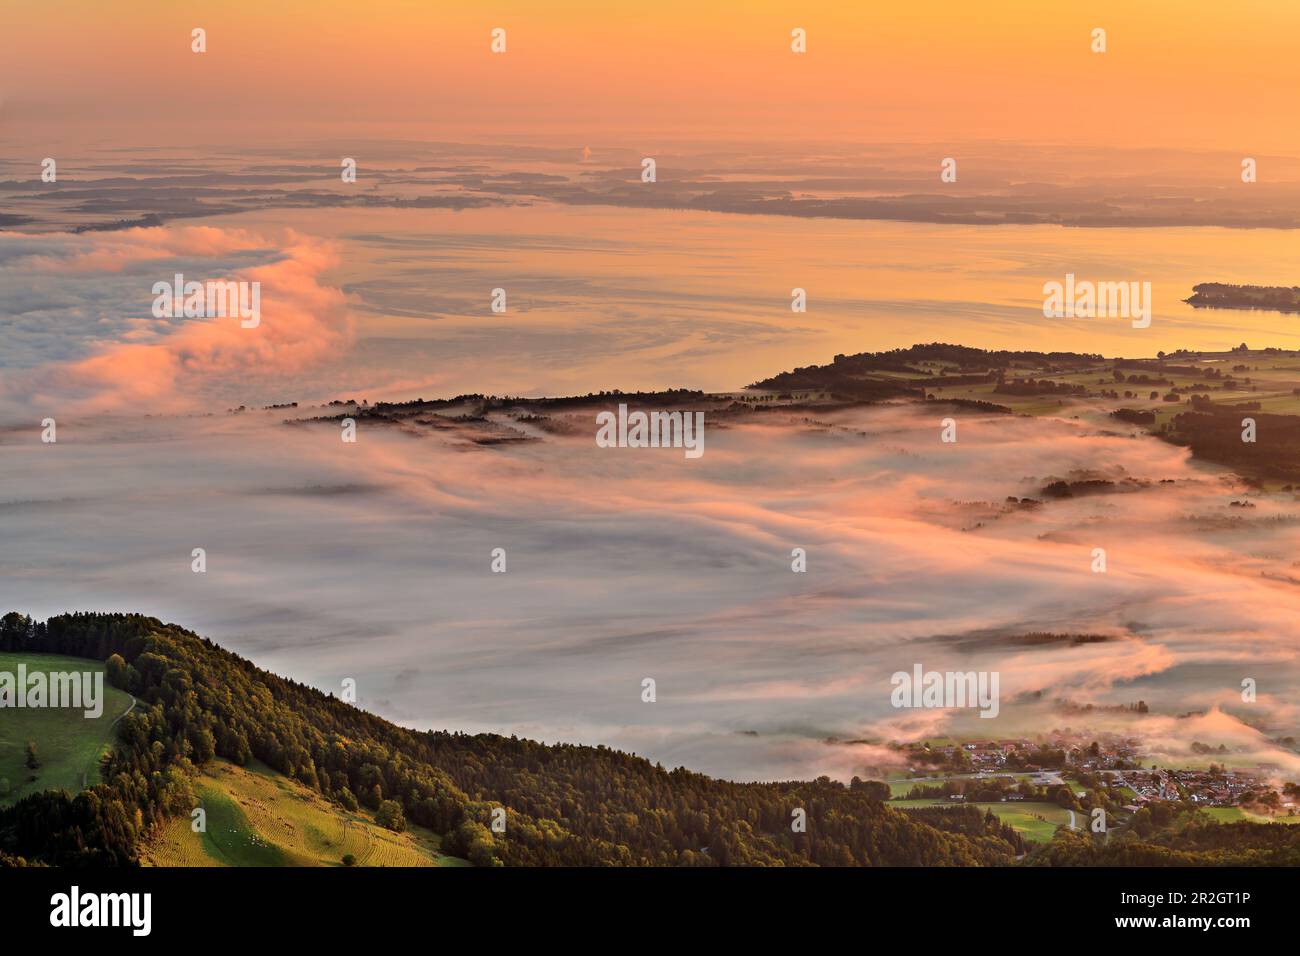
1111, 407, 1156, 425
1166, 407, 1300, 479
750, 343, 1105, 399
828, 343, 1104, 372
1184, 282, 1300, 314
907, 806, 1026, 857
1029, 810, 1300, 866
0, 612, 1020, 867
993, 378, 1087, 397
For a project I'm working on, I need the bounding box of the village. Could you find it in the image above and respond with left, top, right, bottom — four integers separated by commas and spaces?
893, 733, 1296, 815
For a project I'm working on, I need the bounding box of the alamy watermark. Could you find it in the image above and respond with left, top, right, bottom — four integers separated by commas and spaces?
890, 664, 1000, 718
50, 886, 150, 936
595, 404, 705, 459
0, 664, 104, 718
152, 273, 261, 328
1042, 273, 1151, 329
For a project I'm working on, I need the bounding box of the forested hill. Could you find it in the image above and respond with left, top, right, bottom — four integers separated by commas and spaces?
0, 612, 1022, 867
748, 343, 1106, 399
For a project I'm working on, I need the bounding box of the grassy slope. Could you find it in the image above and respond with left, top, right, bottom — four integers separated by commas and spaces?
141, 759, 470, 867
0, 651, 133, 805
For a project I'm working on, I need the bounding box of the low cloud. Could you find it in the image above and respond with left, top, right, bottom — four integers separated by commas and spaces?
0, 226, 353, 418
2, 398, 1298, 781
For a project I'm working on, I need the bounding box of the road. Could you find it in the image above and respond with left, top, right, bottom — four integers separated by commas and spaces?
80, 694, 137, 789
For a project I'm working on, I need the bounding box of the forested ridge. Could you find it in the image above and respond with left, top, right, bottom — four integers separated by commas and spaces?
1028, 817, 1300, 866
0, 611, 1022, 867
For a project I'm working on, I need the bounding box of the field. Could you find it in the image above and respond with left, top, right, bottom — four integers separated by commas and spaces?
879, 349, 1300, 421
1199, 806, 1300, 825
0, 651, 134, 805
894, 799, 1075, 843
885, 778, 922, 797
141, 759, 470, 867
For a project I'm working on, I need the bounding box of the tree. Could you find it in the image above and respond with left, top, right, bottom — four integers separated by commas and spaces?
445, 821, 500, 867
105, 652, 129, 690
849, 778, 891, 801
0, 613, 37, 649
375, 800, 405, 832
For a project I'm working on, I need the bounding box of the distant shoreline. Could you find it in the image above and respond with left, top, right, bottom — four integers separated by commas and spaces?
1185, 282, 1300, 314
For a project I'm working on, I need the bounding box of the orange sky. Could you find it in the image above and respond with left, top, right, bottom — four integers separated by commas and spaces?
4, 1, 1300, 152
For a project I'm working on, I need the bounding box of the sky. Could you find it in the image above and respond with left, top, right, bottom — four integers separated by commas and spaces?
5, 2, 1300, 152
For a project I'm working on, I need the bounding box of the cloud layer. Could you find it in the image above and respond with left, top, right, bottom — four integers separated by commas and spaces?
0, 226, 352, 418
2, 397, 1296, 782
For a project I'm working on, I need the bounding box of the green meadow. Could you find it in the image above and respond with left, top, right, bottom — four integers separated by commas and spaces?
0, 651, 133, 805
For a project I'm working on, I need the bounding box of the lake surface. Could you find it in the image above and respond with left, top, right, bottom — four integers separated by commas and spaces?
218, 203, 1300, 403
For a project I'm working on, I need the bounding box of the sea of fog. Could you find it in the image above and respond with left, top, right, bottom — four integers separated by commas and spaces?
4, 207, 1300, 780
2, 402, 1298, 782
